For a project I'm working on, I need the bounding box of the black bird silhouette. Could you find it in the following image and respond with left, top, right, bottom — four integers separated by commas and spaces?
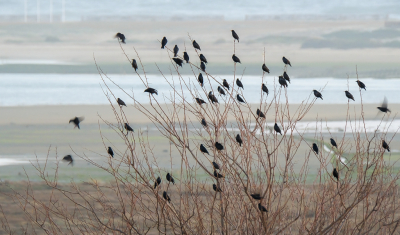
173, 45, 179, 57
213, 184, 222, 192
257, 109, 265, 118
262, 63, 270, 73
115, 33, 125, 43
236, 79, 244, 89
262, 83, 269, 95
154, 176, 161, 189
250, 194, 263, 200
282, 56, 291, 66
200, 62, 206, 72
69, 117, 84, 129
231, 30, 239, 42
382, 140, 390, 152
124, 123, 134, 132
163, 191, 171, 202
258, 203, 268, 212
198, 73, 204, 87
237, 94, 245, 103
200, 144, 209, 155
345, 91, 355, 101
117, 98, 126, 106
279, 76, 288, 88
62, 155, 73, 165
274, 123, 282, 135
107, 147, 114, 157
201, 118, 207, 127
356, 80, 366, 90
214, 170, 224, 178
312, 143, 319, 154
236, 134, 242, 146
173, 57, 183, 67
333, 168, 339, 181
313, 90, 323, 100
199, 54, 207, 64
145, 88, 158, 95
183, 52, 189, 63
377, 97, 391, 113
208, 91, 219, 104
217, 86, 226, 96
192, 40, 201, 50
161, 37, 167, 49
330, 138, 337, 148
215, 142, 224, 151
212, 162, 220, 170
195, 98, 206, 105
283, 72, 291, 83
232, 54, 241, 63
223, 79, 230, 89
131, 59, 138, 71
166, 173, 175, 184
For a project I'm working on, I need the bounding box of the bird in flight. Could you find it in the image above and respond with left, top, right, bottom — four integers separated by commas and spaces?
62, 155, 73, 165
69, 117, 84, 129
377, 97, 391, 113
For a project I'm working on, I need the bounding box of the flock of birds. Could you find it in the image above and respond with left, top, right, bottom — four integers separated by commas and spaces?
63, 30, 392, 212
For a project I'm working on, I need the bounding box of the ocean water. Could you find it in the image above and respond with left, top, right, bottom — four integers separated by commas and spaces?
0, 73, 398, 106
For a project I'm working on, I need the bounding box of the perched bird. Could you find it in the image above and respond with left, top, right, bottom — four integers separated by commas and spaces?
237, 94, 245, 103
258, 203, 268, 212
313, 90, 323, 100
145, 88, 158, 95
107, 147, 114, 157
330, 138, 337, 148
236, 134, 242, 146
131, 59, 138, 71
69, 117, 84, 129
154, 176, 161, 189
377, 97, 391, 113
166, 173, 175, 184
124, 123, 134, 132
173, 58, 183, 67
282, 56, 291, 67
382, 140, 390, 152
214, 170, 224, 178
356, 80, 366, 90
279, 76, 288, 88
198, 73, 204, 87
345, 91, 355, 101
274, 123, 282, 135
115, 33, 126, 43
231, 30, 239, 42
217, 86, 226, 96
213, 184, 222, 192
62, 155, 73, 165
333, 168, 339, 181
183, 52, 189, 63
257, 109, 265, 118
232, 54, 241, 63
200, 62, 206, 72
250, 193, 263, 200
212, 162, 220, 170
199, 54, 208, 64
117, 98, 126, 107
208, 91, 218, 104
236, 79, 244, 89
312, 143, 319, 154
262, 83, 269, 95
192, 40, 201, 50
161, 37, 167, 49
201, 118, 207, 127
195, 98, 206, 105
215, 142, 224, 151
173, 45, 179, 57
200, 144, 209, 155
163, 191, 171, 202
283, 72, 291, 83
223, 79, 230, 89
262, 63, 270, 73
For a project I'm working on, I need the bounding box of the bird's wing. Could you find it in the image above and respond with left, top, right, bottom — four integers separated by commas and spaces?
78, 116, 85, 122
382, 96, 388, 108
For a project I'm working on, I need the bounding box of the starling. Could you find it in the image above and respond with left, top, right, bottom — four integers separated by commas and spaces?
107, 147, 114, 157
237, 94, 245, 103
377, 97, 391, 113
145, 88, 158, 95
131, 59, 138, 71
262, 83, 269, 95
173, 58, 183, 67
356, 80, 366, 90
200, 144, 209, 155
258, 203, 268, 212
257, 109, 265, 118
330, 138, 337, 148
382, 140, 390, 152
69, 117, 84, 129
279, 76, 288, 88
250, 193, 263, 200
312, 143, 319, 154
200, 62, 206, 72
283, 72, 291, 83
282, 56, 291, 67
214, 170, 224, 178
161, 37, 167, 49
117, 98, 126, 106
166, 173, 175, 185
208, 91, 219, 104
236, 79, 244, 89
217, 86, 226, 96
274, 123, 282, 135
232, 54, 241, 63
163, 191, 171, 202
192, 40, 201, 50
212, 162, 220, 170
333, 168, 339, 181
115, 33, 126, 44
195, 98, 206, 105
213, 184, 222, 192
313, 90, 323, 100
199, 54, 208, 64
223, 79, 230, 89
262, 63, 270, 73
183, 52, 189, 63
231, 30, 239, 42
124, 123, 134, 132
201, 118, 207, 127
345, 91, 355, 101
215, 142, 224, 151
154, 176, 161, 189
62, 155, 73, 165
236, 134, 242, 146
198, 73, 204, 87
173, 45, 179, 57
